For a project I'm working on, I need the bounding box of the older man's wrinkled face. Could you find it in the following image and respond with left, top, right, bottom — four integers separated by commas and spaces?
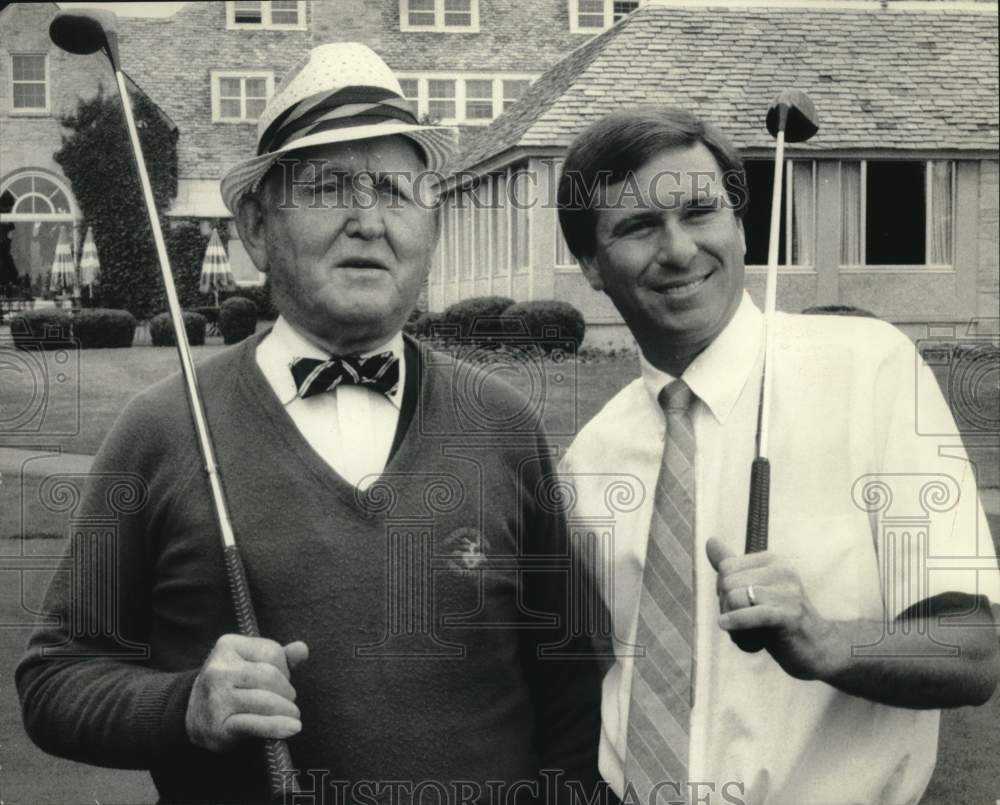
252, 136, 437, 350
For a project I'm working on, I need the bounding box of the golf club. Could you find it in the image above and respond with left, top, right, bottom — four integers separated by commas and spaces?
50, 11, 299, 799
736, 89, 819, 654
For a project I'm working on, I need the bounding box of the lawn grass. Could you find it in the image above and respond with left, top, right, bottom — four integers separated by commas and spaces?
1, 345, 998, 803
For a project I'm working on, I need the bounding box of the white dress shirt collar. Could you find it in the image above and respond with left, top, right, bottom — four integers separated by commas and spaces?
261, 316, 405, 409
639, 292, 763, 424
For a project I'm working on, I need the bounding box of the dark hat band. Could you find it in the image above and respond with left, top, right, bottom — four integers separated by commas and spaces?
258, 85, 419, 156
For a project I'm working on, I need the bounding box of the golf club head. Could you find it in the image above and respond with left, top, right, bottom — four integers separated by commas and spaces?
766, 89, 819, 143
50, 9, 120, 66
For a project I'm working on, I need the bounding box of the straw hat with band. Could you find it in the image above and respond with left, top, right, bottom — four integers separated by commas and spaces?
220, 43, 455, 215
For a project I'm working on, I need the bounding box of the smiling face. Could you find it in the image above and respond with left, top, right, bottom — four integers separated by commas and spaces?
239, 136, 437, 353
579, 143, 747, 374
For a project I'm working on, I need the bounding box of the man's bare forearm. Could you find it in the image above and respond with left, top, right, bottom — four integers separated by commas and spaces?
817, 594, 999, 709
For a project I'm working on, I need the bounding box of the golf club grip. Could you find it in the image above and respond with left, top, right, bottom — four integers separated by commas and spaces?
735, 457, 770, 653
222, 546, 300, 800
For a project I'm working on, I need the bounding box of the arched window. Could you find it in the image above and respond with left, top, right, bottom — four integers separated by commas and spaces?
0, 170, 78, 219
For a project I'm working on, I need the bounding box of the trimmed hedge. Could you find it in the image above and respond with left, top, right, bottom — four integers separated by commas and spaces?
9, 309, 74, 351
222, 281, 277, 320
72, 308, 136, 349
443, 296, 515, 341
410, 311, 449, 340
192, 305, 220, 325
219, 297, 257, 345
149, 311, 207, 347
501, 300, 586, 353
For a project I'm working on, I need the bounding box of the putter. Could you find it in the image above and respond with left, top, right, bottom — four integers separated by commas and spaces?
737, 89, 819, 653
49, 11, 299, 799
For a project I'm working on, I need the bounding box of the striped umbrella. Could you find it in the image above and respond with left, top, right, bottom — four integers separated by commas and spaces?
49, 225, 76, 295
79, 226, 101, 292
199, 227, 235, 307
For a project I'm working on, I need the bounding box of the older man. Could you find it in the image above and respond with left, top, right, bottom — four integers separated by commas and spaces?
18, 44, 601, 804
556, 107, 1000, 805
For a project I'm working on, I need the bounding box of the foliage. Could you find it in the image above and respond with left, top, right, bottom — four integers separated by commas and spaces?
443, 295, 515, 340
54, 87, 178, 318
149, 311, 206, 347
192, 305, 220, 325
410, 311, 448, 340
9, 309, 74, 351
501, 300, 586, 352
222, 280, 277, 320
219, 296, 258, 345
165, 223, 212, 309
72, 308, 136, 349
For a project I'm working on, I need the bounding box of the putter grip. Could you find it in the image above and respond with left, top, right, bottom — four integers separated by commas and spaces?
223, 545, 299, 801
735, 457, 770, 653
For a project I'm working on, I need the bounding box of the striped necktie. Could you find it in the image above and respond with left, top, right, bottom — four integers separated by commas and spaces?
626, 379, 696, 804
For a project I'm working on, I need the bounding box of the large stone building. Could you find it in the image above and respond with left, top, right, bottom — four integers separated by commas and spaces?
1, 0, 633, 289
431, 0, 999, 347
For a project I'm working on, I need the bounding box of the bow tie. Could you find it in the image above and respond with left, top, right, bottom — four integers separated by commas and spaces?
290, 352, 400, 399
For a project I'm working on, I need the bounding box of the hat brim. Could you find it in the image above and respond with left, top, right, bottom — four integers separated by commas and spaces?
220, 122, 455, 215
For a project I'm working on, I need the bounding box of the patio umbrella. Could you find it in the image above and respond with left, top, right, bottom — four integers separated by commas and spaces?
49, 225, 76, 296
79, 226, 100, 299
198, 226, 235, 307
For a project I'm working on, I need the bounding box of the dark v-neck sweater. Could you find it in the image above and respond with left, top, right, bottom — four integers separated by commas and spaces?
17, 332, 602, 804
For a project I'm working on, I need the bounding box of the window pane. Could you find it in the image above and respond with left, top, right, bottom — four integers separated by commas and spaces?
502, 79, 531, 111
12, 55, 45, 81
245, 78, 268, 98
219, 77, 242, 97
840, 162, 862, 265
245, 98, 267, 119
220, 98, 242, 119
866, 161, 924, 265
429, 99, 456, 119
578, 0, 605, 27
428, 79, 456, 119
790, 162, 814, 266
397, 78, 419, 115
612, 0, 639, 21
445, 0, 471, 22
743, 160, 787, 265
929, 161, 953, 264
465, 79, 493, 119
270, 0, 299, 24
428, 80, 455, 97
233, 0, 262, 23
407, 0, 435, 25
13, 84, 46, 109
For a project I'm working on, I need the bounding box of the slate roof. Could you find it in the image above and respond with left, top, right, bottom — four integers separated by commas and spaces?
455, 3, 999, 171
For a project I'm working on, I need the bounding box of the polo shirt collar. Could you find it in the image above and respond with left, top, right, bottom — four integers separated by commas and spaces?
640, 292, 763, 424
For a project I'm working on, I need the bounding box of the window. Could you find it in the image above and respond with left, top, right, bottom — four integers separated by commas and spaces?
840, 160, 954, 266
11, 54, 48, 112
400, 0, 479, 31
502, 79, 531, 112
510, 169, 531, 273
570, 0, 641, 32
226, 1, 306, 30
743, 160, 816, 267
0, 171, 73, 216
395, 74, 538, 123
211, 72, 274, 122
427, 79, 457, 121
398, 78, 419, 116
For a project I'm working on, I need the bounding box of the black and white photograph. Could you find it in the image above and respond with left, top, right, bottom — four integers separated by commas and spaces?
1, 1, 998, 803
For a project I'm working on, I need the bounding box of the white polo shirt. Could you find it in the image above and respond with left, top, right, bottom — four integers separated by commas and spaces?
559, 293, 999, 805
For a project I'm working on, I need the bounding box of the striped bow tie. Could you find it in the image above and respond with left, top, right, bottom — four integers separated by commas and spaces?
290, 352, 399, 399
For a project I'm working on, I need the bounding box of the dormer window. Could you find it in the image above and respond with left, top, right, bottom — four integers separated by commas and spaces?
226, 1, 306, 30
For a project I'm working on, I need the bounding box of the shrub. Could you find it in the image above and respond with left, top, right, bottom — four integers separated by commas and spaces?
9, 309, 74, 351
501, 300, 586, 353
219, 297, 257, 345
411, 311, 450, 340
72, 308, 136, 349
443, 296, 515, 341
166, 223, 213, 309
149, 311, 207, 347
222, 281, 277, 320
192, 305, 220, 325
402, 306, 425, 337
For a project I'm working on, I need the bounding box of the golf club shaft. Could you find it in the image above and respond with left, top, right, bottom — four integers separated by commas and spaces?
110, 65, 298, 801
735, 127, 786, 654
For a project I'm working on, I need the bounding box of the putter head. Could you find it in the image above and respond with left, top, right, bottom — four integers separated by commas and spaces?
766, 89, 819, 143
50, 10, 120, 64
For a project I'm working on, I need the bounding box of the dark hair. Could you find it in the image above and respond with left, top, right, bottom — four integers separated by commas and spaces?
801, 304, 880, 319
556, 106, 748, 259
